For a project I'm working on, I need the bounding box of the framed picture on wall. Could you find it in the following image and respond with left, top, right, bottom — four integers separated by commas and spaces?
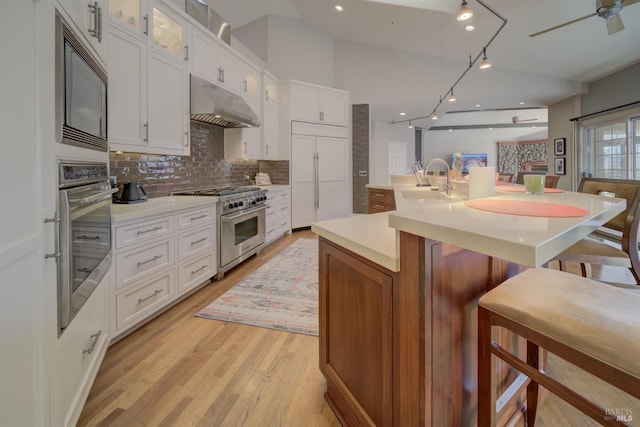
554, 138, 566, 156
554, 157, 566, 175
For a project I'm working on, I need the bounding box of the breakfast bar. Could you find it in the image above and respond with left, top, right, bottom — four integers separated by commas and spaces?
312, 189, 626, 426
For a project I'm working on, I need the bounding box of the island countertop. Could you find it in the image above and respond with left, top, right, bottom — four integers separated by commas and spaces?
311, 212, 399, 272
389, 190, 626, 267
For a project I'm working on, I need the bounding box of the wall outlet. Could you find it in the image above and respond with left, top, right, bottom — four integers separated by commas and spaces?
358, 170, 368, 177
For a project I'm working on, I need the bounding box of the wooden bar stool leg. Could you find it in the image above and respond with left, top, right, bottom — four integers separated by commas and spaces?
526, 341, 540, 426
478, 307, 496, 426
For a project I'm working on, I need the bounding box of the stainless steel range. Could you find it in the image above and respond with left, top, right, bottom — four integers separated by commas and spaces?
173, 186, 268, 279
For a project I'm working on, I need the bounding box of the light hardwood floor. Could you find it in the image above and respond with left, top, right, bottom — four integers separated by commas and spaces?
78, 230, 639, 426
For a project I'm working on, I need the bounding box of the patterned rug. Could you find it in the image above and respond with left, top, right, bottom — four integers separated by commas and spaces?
196, 238, 319, 336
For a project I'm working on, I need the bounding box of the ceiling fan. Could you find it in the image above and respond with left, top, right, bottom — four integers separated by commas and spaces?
512, 114, 538, 125
529, 0, 640, 37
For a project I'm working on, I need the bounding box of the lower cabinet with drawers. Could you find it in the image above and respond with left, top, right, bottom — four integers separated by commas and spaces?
109, 200, 217, 340
264, 186, 291, 245
367, 186, 396, 214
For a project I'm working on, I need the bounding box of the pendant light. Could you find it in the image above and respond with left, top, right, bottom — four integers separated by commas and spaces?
408, 120, 414, 129
456, 1, 473, 21
431, 111, 438, 120
448, 89, 456, 102
479, 47, 492, 69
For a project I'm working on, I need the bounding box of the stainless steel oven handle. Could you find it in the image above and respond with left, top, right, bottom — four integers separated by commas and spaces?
44, 212, 61, 261
221, 205, 268, 222
69, 188, 118, 205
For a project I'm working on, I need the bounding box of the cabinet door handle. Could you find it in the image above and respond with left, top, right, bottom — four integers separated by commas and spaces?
265, 144, 269, 156
88, 2, 100, 41
320, 111, 324, 121
143, 122, 149, 143
143, 14, 149, 35
221, 68, 225, 83
184, 45, 189, 61
77, 235, 100, 240
44, 213, 61, 260
83, 330, 102, 355
244, 79, 248, 92
190, 214, 207, 221
190, 237, 207, 245
315, 152, 320, 209
217, 68, 222, 82
137, 254, 162, 267
136, 225, 161, 235
184, 131, 189, 146
138, 289, 162, 304
265, 89, 269, 101
191, 265, 207, 275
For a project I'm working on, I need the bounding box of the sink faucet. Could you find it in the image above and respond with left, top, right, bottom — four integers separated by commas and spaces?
423, 158, 450, 195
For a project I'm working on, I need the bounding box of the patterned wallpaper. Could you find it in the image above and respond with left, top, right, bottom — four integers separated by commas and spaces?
110, 121, 289, 198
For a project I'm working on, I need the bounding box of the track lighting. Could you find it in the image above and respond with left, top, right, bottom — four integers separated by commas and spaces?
479, 47, 491, 69
431, 111, 438, 120
408, 120, 413, 129
448, 89, 456, 102
456, 1, 473, 21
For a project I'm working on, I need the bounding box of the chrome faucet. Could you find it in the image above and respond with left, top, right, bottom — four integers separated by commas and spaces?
423, 158, 450, 195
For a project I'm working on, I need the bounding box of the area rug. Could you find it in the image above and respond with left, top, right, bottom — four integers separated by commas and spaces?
196, 238, 319, 336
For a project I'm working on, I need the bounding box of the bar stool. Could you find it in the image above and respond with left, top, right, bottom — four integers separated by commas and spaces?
478, 268, 640, 426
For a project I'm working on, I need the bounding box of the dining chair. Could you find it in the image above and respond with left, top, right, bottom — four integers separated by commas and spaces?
543, 175, 559, 188
551, 177, 640, 284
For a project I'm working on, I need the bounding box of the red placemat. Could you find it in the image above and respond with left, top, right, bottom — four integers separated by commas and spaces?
496, 186, 565, 193
464, 199, 589, 217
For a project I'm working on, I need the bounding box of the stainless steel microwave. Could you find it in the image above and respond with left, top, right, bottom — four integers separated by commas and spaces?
55, 14, 108, 152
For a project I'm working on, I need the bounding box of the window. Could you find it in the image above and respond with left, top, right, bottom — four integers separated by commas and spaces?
579, 110, 640, 180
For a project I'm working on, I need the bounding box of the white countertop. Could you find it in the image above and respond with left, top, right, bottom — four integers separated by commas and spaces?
111, 196, 217, 223
259, 184, 290, 191
389, 191, 626, 267
311, 213, 399, 272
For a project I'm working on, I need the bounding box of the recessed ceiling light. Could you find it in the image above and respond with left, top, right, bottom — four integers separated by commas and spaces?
475, 104, 481, 108
335, 5, 343, 11
399, 112, 406, 116
465, 24, 474, 31
448, 129, 453, 132
518, 101, 525, 105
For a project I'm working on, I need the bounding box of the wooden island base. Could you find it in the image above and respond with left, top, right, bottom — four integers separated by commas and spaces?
319, 233, 529, 426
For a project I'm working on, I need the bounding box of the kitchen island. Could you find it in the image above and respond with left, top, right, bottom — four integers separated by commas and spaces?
312, 188, 625, 426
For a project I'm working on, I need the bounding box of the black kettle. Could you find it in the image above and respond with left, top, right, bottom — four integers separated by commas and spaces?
115, 182, 147, 204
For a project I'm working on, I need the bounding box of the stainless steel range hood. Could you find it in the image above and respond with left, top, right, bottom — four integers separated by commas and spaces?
190, 74, 260, 128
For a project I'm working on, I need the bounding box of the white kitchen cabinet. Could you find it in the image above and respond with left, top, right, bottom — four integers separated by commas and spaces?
148, 49, 190, 154
190, 25, 220, 83
57, 0, 107, 64
265, 187, 291, 245
108, 0, 146, 36
217, 46, 242, 94
289, 80, 350, 126
52, 272, 109, 427
242, 61, 261, 106
262, 72, 282, 160
107, 24, 148, 151
224, 124, 261, 160
110, 201, 216, 340
291, 123, 350, 228
150, 1, 188, 62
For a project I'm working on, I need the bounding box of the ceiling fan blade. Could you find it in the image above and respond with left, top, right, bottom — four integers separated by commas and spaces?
517, 118, 538, 122
529, 12, 597, 37
623, 0, 640, 6
600, 0, 619, 7
606, 14, 624, 34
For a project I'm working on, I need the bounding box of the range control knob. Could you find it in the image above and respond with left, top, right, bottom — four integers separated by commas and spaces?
238, 201, 244, 207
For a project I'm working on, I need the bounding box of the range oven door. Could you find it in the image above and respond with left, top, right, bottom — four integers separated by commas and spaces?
58, 181, 115, 333
220, 205, 266, 270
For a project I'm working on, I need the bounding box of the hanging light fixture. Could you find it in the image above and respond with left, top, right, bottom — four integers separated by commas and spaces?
408, 120, 413, 129
448, 89, 456, 102
479, 47, 492, 69
456, 0, 473, 21
431, 111, 438, 120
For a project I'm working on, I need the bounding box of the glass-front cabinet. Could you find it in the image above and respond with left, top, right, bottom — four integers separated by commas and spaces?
109, 0, 145, 35
151, 4, 186, 60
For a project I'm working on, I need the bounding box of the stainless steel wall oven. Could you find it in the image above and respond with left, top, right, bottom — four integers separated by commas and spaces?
51, 161, 116, 334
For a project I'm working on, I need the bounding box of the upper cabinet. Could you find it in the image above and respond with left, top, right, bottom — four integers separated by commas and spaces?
150, 4, 188, 62
262, 71, 282, 160
107, 0, 190, 156
190, 26, 219, 83
57, 0, 108, 64
289, 81, 350, 127
242, 62, 261, 107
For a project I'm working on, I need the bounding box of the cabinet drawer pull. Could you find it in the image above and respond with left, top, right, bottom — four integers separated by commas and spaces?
280, 222, 287, 227
190, 237, 207, 245
77, 235, 100, 240
373, 204, 385, 209
191, 265, 207, 275
280, 206, 288, 211
83, 330, 102, 355
190, 214, 207, 221
137, 254, 162, 267
137, 226, 162, 235
137, 289, 162, 304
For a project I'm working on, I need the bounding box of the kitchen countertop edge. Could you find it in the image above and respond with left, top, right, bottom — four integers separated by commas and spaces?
112, 196, 218, 223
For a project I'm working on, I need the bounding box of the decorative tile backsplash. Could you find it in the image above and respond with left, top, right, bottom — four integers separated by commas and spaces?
497, 139, 548, 181
110, 121, 289, 198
